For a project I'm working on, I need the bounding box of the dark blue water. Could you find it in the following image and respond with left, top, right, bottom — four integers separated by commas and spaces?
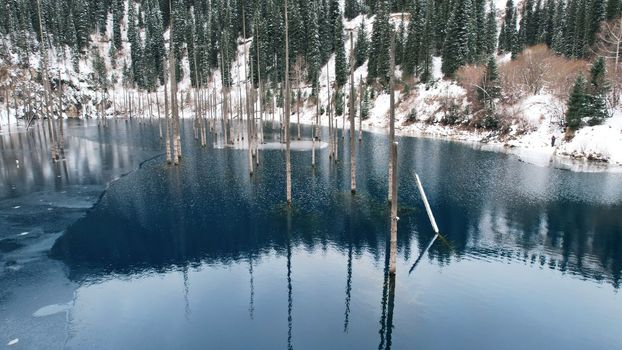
2, 120, 622, 349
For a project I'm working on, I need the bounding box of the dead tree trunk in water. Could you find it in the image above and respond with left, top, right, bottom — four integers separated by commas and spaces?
284, 0, 292, 205
243, 11, 254, 176
349, 31, 356, 194
358, 77, 363, 142
57, 68, 65, 158
169, 0, 181, 165
326, 65, 333, 159
163, 57, 172, 163
388, 33, 398, 275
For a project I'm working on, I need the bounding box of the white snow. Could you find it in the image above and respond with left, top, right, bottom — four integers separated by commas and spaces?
2, 8, 621, 172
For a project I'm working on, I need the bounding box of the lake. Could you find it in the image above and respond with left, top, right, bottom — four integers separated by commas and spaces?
1, 119, 621, 349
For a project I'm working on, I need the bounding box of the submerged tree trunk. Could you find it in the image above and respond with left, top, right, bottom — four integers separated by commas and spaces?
284, 0, 292, 205
170, 3, 181, 165
349, 31, 356, 194
57, 68, 65, 158
243, 11, 254, 176
327, 65, 333, 159
388, 33, 398, 275
359, 77, 363, 142
164, 57, 172, 164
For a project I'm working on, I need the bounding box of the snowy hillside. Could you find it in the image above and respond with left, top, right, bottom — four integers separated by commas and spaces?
1, 8, 621, 170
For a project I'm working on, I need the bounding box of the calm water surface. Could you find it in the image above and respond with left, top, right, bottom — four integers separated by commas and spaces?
1, 119, 621, 349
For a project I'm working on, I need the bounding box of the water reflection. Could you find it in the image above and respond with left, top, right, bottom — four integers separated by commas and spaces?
49, 125, 622, 290
5, 120, 619, 348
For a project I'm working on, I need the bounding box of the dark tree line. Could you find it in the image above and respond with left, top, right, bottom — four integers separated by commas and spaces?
1, 0, 620, 94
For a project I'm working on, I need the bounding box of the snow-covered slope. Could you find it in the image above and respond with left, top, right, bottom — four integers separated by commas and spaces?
1, 11, 621, 171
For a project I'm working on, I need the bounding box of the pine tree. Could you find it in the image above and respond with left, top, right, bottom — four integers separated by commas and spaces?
419, 0, 435, 83
478, 56, 501, 111
471, 0, 487, 62
484, 1, 498, 55
354, 19, 369, 68
498, 0, 518, 53
585, 56, 609, 124
113, 0, 123, 50
345, 0, 360, 19
308, 4, 322, 94
334, 11, 348, 87
586, 0, 606, 46
442, 0, 472, 76
403, 0, 423, 78
543, 0, 556, 46
606, 0, 621, 19
368, 0, 391, 83
551, 0, 566, 53
566, 73, 587, 129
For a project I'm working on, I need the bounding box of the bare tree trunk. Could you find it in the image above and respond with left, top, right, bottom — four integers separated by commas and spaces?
326, 65, 333, 159
312, 94, 317, 168
297, 87, 301, 140
164, 58, 172, 163
349, 31, 356, 194
358, 77, 363, 142
388, 33, 398, 275
156, 92, 162, 139
243, 12, 254, 176
284, 0, 292, 205
170, 0, 181, 165
57, 68, 65, 158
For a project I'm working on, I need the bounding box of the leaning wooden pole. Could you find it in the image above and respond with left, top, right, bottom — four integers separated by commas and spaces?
284, 0, 292, 205
349, 31, 356, 194
388, 32, 398, 275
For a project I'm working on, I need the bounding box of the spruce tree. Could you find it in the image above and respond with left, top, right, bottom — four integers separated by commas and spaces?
354, 19, 369, 68
368, 0, 391, 83
403, 0, 423, 78
478, 56, 501, 111
334, 11, 348, 87
113, 0, 123, 50
606, 0, 621, 19
586, 0, 606, 46
442, 0, 472, 76
472, 0, 487, 62
484, 1, 498, 56
308, 5, 322, 93
345, 0, 360, 19
566, 73, 587, 129
498, 0, 517, 54
586, 57, 610, 125
419, 0, 435, 83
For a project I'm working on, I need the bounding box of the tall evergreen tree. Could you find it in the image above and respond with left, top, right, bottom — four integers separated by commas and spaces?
484, 1, 498, 56
566, 73, 587, 129
367, 0, 391, 83
442, 0, 472, 76
334, 11, 348, 87
498, 0, 518, 54
345, 0, 360, 19
354, 19, 369, 68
